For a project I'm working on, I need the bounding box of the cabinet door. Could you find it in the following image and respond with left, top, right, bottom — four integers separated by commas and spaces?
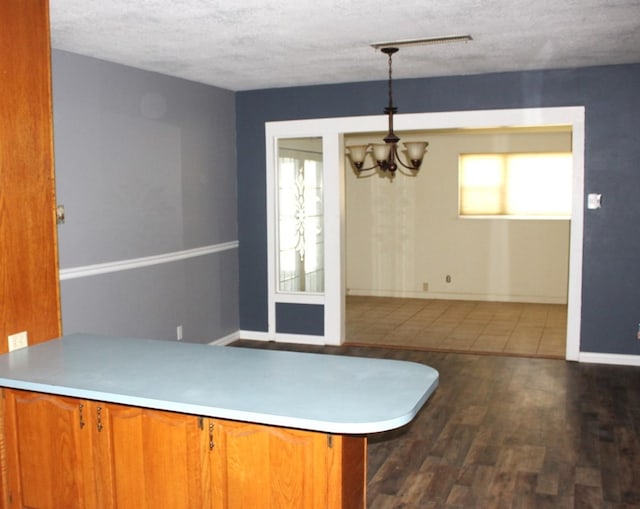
2, 389, 96, 509
0, 0, 61, 349
93, 403, 209, 509
209, 419, 366, 509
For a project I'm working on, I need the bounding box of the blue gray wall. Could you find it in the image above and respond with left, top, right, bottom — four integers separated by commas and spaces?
53, 50, 238, 343
237, 64, 640, 355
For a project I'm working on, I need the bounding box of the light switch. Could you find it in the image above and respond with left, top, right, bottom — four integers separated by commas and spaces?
587, 193, 602, 209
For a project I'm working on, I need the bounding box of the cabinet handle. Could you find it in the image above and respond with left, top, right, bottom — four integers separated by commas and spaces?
96, 405, 103, 432
209, 422, 214, 450
79, 403, 85, 429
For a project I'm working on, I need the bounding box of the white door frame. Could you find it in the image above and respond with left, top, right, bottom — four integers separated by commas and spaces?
266, 106, 584, 359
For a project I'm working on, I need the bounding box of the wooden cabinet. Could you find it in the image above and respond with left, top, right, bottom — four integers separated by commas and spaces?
0, 0, 61, 351
0, 389, 366, 509
1, 391, 209, 509
209, 418, 365, 509
2, 390, 96, 509
93, 403, 210, 509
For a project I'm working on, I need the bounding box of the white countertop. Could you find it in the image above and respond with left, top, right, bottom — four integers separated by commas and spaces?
0, 334, 438, 434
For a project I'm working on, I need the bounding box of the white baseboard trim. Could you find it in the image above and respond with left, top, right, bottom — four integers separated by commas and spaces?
579, 352, 640, 367
238, 330, 327, 346
60, 241, 239, 281
346, 289, 567, 305
271, 333, 326, 346
238, 330, 271, 342
209, 330, 241, 346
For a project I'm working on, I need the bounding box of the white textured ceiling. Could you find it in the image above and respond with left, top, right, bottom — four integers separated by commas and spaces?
49, 0, 640, 91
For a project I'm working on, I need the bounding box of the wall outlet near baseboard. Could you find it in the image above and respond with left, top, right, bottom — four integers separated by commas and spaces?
422, 282, 429, 291
177, 325, 183, 341
8, 331, 28, 351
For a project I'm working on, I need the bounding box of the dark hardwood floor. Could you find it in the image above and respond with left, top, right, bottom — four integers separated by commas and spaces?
232, 340, 640, 508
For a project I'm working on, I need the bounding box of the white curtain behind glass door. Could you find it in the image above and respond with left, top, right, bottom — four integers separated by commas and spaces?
277, 142, 324, 293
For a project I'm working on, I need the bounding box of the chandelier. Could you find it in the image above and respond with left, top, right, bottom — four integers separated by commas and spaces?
346, 47, 429, 177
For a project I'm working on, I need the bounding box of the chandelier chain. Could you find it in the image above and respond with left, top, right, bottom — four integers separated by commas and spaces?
387, 50, 394, 111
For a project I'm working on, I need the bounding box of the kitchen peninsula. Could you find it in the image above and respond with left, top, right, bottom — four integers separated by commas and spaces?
0, 334, 438, 508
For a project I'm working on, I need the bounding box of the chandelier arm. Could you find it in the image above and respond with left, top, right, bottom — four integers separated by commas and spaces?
355, 161, 382, 172
355, 170, 380, 179
392, 145, 420, 171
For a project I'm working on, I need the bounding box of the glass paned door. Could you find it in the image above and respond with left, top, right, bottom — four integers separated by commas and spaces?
277, 138, 324, 293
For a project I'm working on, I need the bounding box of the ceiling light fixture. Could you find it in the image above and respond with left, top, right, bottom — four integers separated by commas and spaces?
346, 47, 428, 177
370, 34, 473, 50
346, 35, 472, 178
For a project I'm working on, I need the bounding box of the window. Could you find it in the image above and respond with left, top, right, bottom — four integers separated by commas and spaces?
277, 138, 324, 293
459, 152, 572, 217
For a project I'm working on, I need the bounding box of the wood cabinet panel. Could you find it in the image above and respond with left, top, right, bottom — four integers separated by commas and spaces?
336, 434, 367, 509
94, 403, 208, 509
210, 418, 366, 509
2, 390, 96, 509
0, 0, 61, 350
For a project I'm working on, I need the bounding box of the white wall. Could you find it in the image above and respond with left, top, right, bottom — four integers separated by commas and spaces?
345, 128, 571, 304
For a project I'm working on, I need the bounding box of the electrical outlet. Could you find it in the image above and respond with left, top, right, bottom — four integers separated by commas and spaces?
177, 325, 183, 341
422, 282, 429, 292
446, 274, 452, 283
8, 331, 28, 351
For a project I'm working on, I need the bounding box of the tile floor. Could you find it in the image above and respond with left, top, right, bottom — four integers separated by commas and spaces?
345, 296, 567, 358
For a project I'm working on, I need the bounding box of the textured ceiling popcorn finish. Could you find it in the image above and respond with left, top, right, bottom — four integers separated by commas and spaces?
49, 0, 640, 91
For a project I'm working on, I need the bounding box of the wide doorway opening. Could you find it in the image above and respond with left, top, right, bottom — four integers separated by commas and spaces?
264, 107, 584, 359
343, 125, 573, 359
